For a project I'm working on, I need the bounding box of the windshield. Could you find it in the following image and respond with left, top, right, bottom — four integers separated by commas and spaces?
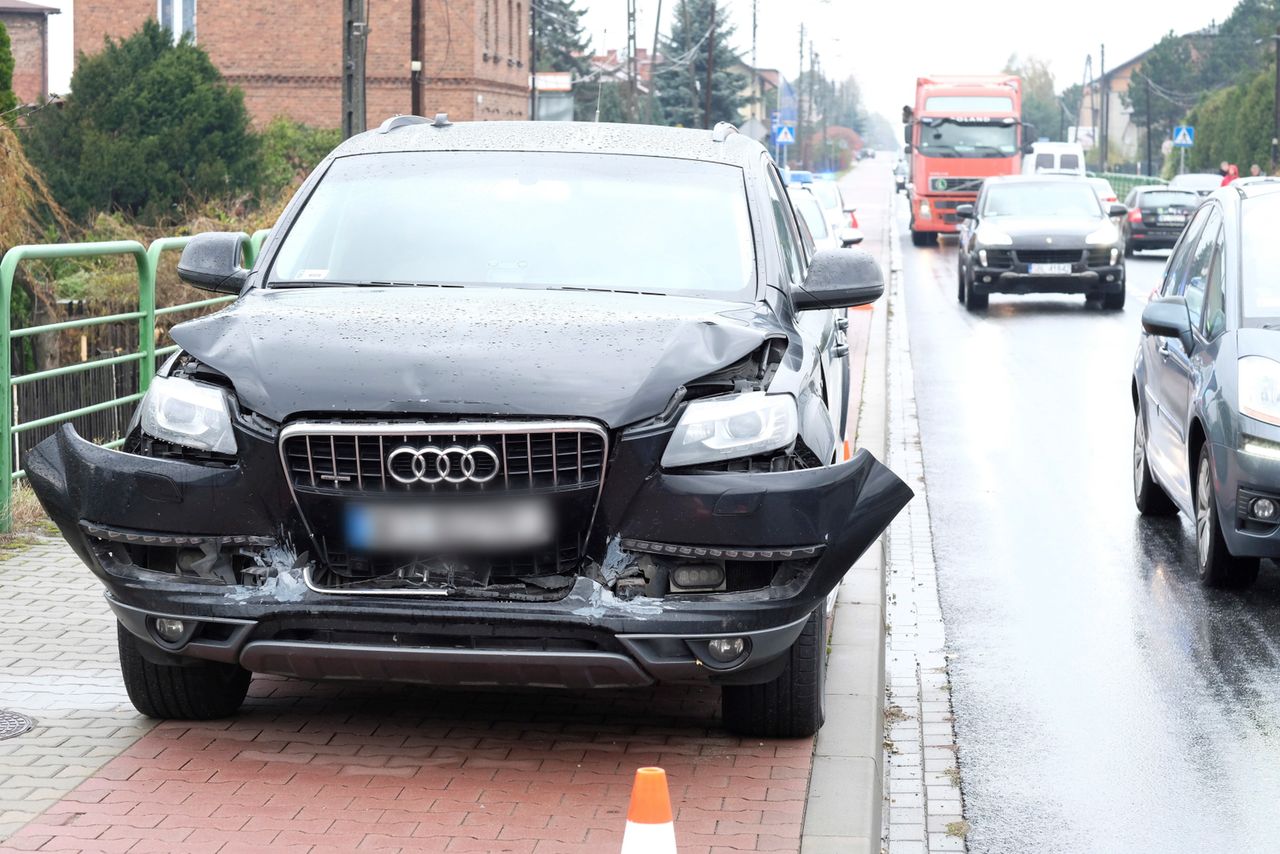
1241, 196, 1280, 323
792, 191, 829, 239
807, 181, 842, 211
1138, 191, 1198, 208
982, 183, 1103, 218
917, 120, 1017, 158
270, 151, 757, 299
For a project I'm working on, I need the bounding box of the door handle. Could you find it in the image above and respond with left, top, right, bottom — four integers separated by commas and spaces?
835, 344, 850, 358
1158, 343, 1171, 358
835, 317, 849, 331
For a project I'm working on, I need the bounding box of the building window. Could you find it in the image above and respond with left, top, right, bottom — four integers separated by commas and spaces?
516, 3, 522, 63
158, 0, 196, 43
483, 0, 490, 54
508, 0, 514, 58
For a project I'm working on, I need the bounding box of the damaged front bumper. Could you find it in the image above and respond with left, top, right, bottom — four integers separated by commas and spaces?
27, 424, 911, 689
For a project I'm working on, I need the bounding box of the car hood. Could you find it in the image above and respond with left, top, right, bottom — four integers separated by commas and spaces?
170, 286, 770, 427
987, 217, 1108, 246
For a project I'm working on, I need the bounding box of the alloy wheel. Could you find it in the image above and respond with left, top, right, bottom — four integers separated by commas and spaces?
1196, 457, 1213, 570
1133, 416, 1146, 501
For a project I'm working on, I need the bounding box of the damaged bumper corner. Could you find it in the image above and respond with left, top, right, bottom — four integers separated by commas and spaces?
28, 423, 912, 689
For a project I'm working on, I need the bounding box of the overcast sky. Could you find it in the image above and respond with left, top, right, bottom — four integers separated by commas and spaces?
579, 0, 1243, 122
43, 0, 1243, 124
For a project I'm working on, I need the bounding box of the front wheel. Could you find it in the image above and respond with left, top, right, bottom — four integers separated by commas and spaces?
963, 275, 988, 311
911, 229, 936, 248
1194, 446, 1260, 589
1103, 289, 1126, 310
117, 622, 251, 719
722, 607, 825, 738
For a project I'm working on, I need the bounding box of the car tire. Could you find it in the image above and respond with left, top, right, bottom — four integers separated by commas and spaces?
911, 229, 936, 248
722, 607, 825, 739
1193, 446, 1260, 589
957, 265, 966, 303
117, 622, 251, 719
1103, 289, 1126, 310
963, 275, 988, 311
1124, 240, 1134, 258
1133, 408, 1177, 516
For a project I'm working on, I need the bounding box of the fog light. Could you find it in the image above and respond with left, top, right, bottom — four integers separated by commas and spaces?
983, 275, 992, 283
671, 564, 725, 591
919, 200, 931, 218
154, 618, 186, 642
1105, 274, 1115, 282
1252, 498, 1277, 520
707, 637, 746, 662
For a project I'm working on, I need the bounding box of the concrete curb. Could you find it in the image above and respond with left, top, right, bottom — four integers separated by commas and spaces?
800, 180, 894, 854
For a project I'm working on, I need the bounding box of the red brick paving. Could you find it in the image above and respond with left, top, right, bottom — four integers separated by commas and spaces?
2, 676, 812, 853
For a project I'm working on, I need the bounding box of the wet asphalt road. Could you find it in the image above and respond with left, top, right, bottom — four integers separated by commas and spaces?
897, 197, 1280, 852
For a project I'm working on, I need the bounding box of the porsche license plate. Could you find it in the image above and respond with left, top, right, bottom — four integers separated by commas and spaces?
1028, 263, 1072, 275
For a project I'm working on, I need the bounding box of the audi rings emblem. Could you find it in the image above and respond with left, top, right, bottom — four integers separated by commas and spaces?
387, 444, 501, 485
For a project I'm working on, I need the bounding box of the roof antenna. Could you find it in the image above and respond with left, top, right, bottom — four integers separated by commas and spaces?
431, 112, 452, 127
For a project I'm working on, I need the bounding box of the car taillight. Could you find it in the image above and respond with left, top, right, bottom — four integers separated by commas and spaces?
848, 210, 860, 228
1128, 208, 1143, 223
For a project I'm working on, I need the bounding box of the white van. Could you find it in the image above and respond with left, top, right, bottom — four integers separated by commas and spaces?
1022, 142, 1086, 176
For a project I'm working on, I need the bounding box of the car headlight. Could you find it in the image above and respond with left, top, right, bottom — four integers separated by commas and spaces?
974, 224, 1013, 246
1239, 356, 1280, 427
1086, 224, 1120, 245
139, 375, 238, 454
662, 392, 798, 468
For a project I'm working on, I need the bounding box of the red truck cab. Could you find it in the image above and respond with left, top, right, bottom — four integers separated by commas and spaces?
904, 76, 1030, 246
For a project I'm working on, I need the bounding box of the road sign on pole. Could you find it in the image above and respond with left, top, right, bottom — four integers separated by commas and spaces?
1173, 126, 1195, 148
774, 124, 795, 146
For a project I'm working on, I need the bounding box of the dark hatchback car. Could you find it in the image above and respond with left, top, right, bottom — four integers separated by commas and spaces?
27, 119, 912, 737
1122, 186, 1200, 255
956, 175, 1128, 311
1134, 179, 1280, 588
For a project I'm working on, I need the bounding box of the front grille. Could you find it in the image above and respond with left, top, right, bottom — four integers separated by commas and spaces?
930, 177, 985, 193
1014, 249, 1083, 265
282, 422, 607, 495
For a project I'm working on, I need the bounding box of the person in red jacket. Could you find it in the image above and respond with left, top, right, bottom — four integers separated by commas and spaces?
1222, 164, 1240, 185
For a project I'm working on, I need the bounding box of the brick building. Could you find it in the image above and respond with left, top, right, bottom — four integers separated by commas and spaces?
74, 0, 530, 128
0, 0, 58, 105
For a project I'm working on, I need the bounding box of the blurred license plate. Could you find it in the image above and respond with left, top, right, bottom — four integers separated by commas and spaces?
1029, 263, 1071, 275
345, 499, 553, 551
1157, 215, 1186, 225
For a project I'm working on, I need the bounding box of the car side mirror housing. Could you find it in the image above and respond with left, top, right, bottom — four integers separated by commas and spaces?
903, 143, 913, 155
955, 204, 975, 219
177, 232, 251, 295
1108, 202, 1128, 218
794, 249, 883, 310
839, 227, 865, 247
1142, 296, 1193, 350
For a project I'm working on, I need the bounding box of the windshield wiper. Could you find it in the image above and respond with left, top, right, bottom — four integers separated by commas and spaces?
965, 145, 1011, 157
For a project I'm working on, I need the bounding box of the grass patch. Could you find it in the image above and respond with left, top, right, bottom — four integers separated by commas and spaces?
945, 820, 971, 839
0, 483, 57, 552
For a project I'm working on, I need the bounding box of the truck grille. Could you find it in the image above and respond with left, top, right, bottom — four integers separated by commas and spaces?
929, 177, 985, 193
281, 422, 607, 496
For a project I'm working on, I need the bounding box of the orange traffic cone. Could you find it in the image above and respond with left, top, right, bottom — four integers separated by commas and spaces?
620, 767, 678, 853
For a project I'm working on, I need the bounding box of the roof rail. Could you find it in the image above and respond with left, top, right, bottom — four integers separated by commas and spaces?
378, 114, 430, 134
711, 122, 739, 142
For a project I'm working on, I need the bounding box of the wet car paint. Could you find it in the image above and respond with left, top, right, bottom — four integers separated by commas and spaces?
903, 226, 1280, 851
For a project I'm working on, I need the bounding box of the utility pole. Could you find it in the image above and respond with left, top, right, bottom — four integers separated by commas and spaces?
530, 0, 538, 120
1145, 76, 1153, 177
806, 41, 815, 168
648, 0, 663, 123
1099, 43, 1108, 172
342, 0, 368, 139
626, 0, 638, 122
703, 1, 716, 128
410, 0, 422, 116
796, 23, 804, 168
1272, 26, 1280, 172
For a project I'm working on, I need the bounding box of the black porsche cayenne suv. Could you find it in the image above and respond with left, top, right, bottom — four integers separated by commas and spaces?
28, 118, 911, 738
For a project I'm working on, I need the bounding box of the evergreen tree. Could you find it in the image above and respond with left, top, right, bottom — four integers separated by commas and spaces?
0, 21, 17, 119
652, 0, 749, 128
534, 0, 590, 77
22, 20, 257, 222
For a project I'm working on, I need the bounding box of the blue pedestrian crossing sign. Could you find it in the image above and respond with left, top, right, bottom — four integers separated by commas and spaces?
774, 124, 796, 146
1173, 126, 1195, 148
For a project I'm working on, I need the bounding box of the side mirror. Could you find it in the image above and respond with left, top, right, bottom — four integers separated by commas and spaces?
955, 204, 975, 219
1108, 203, 1128, 218
794, 249, 883, 310
1141, 296, 1193, 350
839, 227, 865, 247
904, 143, 913, 155
903, 124, 912, 144
177, 232, 250, 295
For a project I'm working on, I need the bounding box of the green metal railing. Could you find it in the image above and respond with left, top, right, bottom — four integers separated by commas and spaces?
0, 229, 270, 530
1088, 171, 1168, 199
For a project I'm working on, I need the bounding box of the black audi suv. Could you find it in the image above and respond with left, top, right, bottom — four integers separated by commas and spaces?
956, 175, 1128, 311
1134, 178, 1280, 589
28, 118, 912, 738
